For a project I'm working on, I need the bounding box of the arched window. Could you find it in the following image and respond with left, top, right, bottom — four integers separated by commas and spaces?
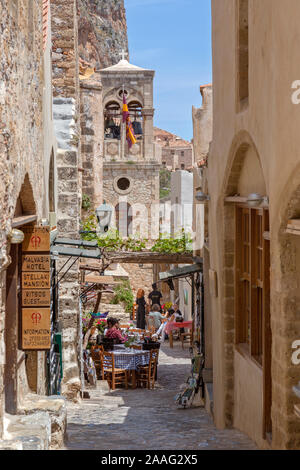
237, 0, 249, 108
115, 202, 132, 237
49, 149, 55, 213
104, 101, 121, 140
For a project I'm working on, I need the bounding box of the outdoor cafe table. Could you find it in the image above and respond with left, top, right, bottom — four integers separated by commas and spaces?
108, 347, 150, 389
164, 321, 193, 348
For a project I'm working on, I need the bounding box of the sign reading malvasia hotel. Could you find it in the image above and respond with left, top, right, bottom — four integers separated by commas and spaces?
21, 226, 51, 350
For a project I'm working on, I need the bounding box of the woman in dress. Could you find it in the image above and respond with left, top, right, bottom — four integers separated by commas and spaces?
136, 288, 146, 329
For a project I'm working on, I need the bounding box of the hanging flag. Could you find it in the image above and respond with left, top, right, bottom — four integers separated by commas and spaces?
126, 120, 137, 148
122, 94, 130, 123
122, 93, 137, 148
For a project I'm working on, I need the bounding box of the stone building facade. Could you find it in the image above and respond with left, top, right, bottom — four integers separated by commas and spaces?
0, 1, 66, 448
154, 128, 193, 171
98, 58, 161, 293
51, 0, 82, 400
78, 0, 129, 211
206, 0, 300, 449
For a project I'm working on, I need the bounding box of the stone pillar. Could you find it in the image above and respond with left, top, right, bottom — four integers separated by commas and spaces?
80, 80, 103, 209
51, 0, 81, 401
142, 108, 154, 161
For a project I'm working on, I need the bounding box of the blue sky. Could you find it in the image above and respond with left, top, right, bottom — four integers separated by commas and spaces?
125, 0, 212, 141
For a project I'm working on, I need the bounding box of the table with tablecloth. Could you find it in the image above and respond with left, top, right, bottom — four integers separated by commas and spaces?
164, 321, 193, 348
106, 348, 150, 388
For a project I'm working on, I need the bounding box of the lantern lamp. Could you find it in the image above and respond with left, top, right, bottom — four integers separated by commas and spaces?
9, 228, 24, 244
96, 201, 113, 233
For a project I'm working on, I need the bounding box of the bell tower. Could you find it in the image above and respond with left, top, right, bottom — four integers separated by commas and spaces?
100, 55, 161, 239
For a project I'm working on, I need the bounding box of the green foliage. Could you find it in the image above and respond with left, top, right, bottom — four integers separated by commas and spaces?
111, 280, 134, 313
82, 194, 91, 211
160, 168, 171, 199
151, 230, 193, 253
160, 188, 171, 199
80, 216, 192, 254
81, 216, 147, 251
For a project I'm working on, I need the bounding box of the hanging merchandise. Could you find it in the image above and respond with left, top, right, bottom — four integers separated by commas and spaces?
174, 344, 205, 409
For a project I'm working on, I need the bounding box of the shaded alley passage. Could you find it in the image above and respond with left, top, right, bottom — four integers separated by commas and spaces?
65, 343, 257, 450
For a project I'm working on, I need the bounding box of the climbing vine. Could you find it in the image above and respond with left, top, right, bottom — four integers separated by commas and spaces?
80, 216, 192, 253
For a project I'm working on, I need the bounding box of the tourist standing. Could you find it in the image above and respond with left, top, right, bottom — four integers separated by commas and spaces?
136, 288, 146, 329
148, 283, 163, 310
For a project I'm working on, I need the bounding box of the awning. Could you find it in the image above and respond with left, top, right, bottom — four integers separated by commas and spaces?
158, 262, 203, 283
51, 237, 102, 259
50, 236, 102, 287
50, 245, 102, 259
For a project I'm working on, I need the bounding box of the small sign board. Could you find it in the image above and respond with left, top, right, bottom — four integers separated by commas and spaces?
22, 254, 50, 272
22, 289, 51, 307
22, 272, 50, 289
22, 308, 51, 350
22, 226, 50, 252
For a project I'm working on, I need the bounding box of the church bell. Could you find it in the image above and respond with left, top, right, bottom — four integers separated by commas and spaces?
132, 120, 143, 135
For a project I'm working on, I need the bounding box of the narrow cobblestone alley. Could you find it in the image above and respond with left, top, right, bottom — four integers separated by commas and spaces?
65, 343, 257, 450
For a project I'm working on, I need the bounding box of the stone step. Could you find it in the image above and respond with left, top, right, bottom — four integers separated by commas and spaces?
4, 411, 51, 450
19, 394, 67, 450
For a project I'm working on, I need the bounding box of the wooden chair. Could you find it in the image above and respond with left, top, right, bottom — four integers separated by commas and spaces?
180, 330, 193, 349
129, 328, 145, 334
91, 345, 104, 379
100, 351, 128, 390
136, 349, 159, 389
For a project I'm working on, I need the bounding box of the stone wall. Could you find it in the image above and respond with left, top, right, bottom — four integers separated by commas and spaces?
80, 80, 104, 210
0, 1, 47, 437
120, 263, 154, 299
51, 0, 81, 401
103, 162, 160, 240
192, 85, 212, 166
209, 0, 300, 449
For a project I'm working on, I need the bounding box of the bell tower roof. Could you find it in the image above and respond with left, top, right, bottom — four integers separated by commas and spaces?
101, 58, 149, 73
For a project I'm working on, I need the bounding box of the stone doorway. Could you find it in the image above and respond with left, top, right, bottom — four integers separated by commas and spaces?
4, 174, 38, 414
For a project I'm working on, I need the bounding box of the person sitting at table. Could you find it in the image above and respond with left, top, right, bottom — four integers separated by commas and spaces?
103, 317, 113, 337
105, 318, 127, 343
172, 303, 185, 337
156, 308, 174, 342
147, 304, 165, 331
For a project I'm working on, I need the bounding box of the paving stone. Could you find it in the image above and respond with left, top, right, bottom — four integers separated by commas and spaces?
65, 343, 257, 450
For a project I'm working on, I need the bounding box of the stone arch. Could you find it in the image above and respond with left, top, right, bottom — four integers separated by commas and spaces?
15, 173, 36, 215
5, 173, 36, 414
103, 87, 144, 108
220, 130, 267, 428
270, 164, 300, 448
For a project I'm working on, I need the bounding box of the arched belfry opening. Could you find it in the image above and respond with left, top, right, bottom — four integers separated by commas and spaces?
104, 101, 121, 140
128, 101, 143, 140
221, 133, 271, 439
